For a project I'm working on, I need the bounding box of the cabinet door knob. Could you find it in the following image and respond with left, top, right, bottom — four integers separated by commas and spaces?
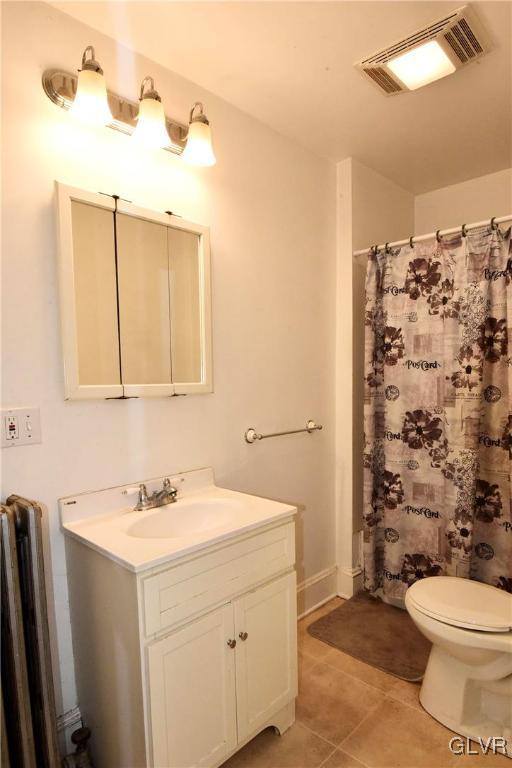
227, 638, 237, 649
238, 631, 248, 641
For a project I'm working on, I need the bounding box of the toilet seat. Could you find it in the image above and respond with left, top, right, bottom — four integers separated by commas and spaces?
407, 576, 512, 633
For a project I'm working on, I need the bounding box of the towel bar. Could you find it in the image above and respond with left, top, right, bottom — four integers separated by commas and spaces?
245, 420, 323, 444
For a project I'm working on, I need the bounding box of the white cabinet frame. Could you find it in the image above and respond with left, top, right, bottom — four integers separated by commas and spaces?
55, 183, 213, 400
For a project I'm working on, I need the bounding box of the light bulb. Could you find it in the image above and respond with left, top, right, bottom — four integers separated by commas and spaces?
388, 40, 456, 91
182, 102, 216, 167
70, 46, 112, 125
132, 77, 170, 149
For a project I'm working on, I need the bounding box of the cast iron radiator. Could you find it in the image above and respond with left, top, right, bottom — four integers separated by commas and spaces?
1, 497, 60, 768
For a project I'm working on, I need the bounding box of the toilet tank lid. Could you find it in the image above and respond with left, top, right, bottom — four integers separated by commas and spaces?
407, 577, 512, 632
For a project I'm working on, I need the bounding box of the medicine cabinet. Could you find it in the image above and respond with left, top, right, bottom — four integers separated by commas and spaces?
55, 183, 212, 399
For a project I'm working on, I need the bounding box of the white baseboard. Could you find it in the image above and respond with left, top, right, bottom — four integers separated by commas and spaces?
297, 591, 338, 620
296, 565, 338, 618
337, 565, 363, 598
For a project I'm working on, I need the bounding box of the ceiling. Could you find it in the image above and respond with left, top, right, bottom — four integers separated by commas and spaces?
51, 1, 511, 193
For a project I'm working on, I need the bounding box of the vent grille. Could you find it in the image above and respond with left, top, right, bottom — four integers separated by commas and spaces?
365, 67, 404, 94
444, 30, 469, 62
356, 5, 489, 95
361, 11, 459, 66
444, 18, 484, 63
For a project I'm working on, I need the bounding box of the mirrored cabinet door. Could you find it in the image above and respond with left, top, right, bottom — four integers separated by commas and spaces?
116, 214, 173, 397
169, 227, 202, 385
169, 220, 212, 395
56, 183, 212, 400
57, 186, 123, 399
72, 201, 121, 386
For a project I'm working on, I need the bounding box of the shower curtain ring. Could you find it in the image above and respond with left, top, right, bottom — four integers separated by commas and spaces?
436, 229, 442, 244
409, 235, 414, 249
462, 223, 468, 237
490, 216, 498, 231
384, 242, 390, 253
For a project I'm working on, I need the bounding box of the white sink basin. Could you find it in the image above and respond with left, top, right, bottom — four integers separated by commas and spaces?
127, 498, 242, 539
60, 468, 297, 572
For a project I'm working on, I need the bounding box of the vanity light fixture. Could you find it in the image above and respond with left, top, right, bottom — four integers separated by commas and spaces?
182, 103, 216, 167
43, 49, 217, 166
132, 76, 171, 149
69, 46, 113, 125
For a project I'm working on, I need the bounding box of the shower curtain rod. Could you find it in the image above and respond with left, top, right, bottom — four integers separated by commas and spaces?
353, 214, 512, 258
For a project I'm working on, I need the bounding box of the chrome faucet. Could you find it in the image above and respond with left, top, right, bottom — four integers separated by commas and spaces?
132, 478, 178, 511
152, 478, 178, 507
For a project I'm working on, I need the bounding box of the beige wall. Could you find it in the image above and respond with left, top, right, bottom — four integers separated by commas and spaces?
1, 1, 336, 726
415, 168, 512, 233
352, 159, 415, 251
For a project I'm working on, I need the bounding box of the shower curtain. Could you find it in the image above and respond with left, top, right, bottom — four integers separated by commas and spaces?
363, 224, 511, 606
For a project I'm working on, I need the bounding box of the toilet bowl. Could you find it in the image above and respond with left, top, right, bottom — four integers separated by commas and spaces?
405, 576, 512, 758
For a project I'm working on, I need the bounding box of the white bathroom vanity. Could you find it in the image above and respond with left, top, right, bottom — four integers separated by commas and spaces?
60, 468, 298, 768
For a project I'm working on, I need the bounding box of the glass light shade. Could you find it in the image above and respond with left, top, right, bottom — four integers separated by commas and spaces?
70, 68, 113, 125
182, 121, 216, 167
387, 40, 456, 91
132, 97, 170, 149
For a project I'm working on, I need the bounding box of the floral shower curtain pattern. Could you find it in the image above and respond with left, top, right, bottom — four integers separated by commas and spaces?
363, 225, 511, 606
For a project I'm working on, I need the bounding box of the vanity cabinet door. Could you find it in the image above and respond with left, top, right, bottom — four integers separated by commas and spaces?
147, 603, 237, 768
233, 571, 298, 742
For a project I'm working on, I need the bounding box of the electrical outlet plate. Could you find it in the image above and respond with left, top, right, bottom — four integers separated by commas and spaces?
1, 407, 42, 448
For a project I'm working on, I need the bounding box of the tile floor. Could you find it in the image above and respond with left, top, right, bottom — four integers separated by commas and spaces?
223, 598, 509, 768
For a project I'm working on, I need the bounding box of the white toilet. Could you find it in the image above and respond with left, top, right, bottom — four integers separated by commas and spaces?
405, 576, 512, 757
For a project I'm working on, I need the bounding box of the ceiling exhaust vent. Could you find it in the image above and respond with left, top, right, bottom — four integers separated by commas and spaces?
356, 5, 490, 95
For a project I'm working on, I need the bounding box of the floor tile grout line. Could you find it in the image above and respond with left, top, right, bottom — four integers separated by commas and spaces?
334, 697, 461, 768
298, 607, 445, 767
316, 745, 338, 768
295, 719, 340, 750
298, 680, 462, 767
300, 652, 396, 706
296, 665, 384, 761
300, 643, 425, 715
318, 654, 396, 696
318, 742, 371, 768
300, 644, 454, 727
384, 690, 424, 715
335, 698, 385, 753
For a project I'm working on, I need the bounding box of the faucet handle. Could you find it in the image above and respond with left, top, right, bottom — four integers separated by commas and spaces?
137, 484, 149, 505
123, 483, 151, 510
162, 477, 178, 502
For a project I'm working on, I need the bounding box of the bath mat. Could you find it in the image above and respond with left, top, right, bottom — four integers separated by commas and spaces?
307, 592, 431, 681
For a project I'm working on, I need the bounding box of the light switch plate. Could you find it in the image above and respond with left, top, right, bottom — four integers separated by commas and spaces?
1, 407, 42, 448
